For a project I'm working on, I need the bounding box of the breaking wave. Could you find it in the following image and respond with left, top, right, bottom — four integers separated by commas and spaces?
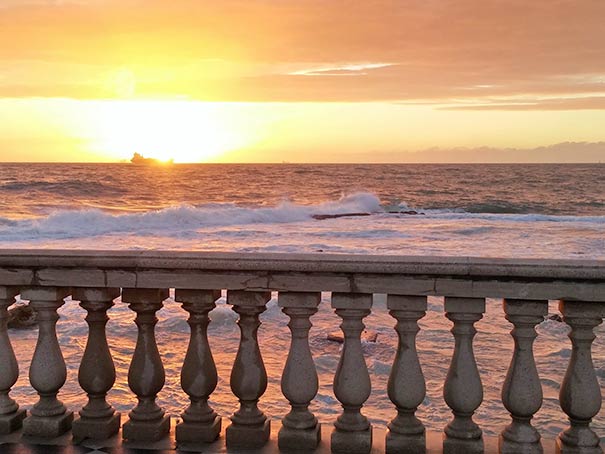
0, 192, 383, 240
1, 192, 603, 244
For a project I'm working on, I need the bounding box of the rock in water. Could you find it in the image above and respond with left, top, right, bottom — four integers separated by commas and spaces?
546, 313, 563, 323
327, 329, 378, 343
312, 213, 371, 220
7, 303, 37, 329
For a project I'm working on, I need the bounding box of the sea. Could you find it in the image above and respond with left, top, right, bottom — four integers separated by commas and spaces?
1, 163, 604, 439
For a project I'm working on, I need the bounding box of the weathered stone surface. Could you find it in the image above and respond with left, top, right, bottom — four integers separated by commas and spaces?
37, 269, 105, 288
174, 289, 221, 446
71, 288, 121, 441
556, 437, 602, 454
278, 291, 322, 308
443, 435, 484, 454
23, 412, 74, 439
331, 293, 373, 454
332, 292, 373, 310
387, 294, 427, 312
122, 415, 170, 442
387, 295, 427, 447
176, 417, 221, 444
21, 287, 73, 439
0, 249, 602, 279
122, 288, 169, 443
0, 423, 568, 454
386, 432, 426, 454
444, 297, 485, 314
278, 424, 321, 451
278, 292, 321, 451
228, 290, 272, 307
557, 300, 604, 451
121, 288, 169, 304
501, 299, 548, 446
0, 268, 33, 286
226, 419, 270, 449
1, 250, 604, 300
0, 286, 25, 435
0, 408, 26, 435
499, 435, 544, 454
226, 291, 271, 449
72, 413, 121, 441
331, 426, 372, 454
1, 251, 605, 453
443, 297, 484, 440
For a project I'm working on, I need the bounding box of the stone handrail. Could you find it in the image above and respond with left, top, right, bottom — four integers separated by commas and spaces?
0, 250, 604, 453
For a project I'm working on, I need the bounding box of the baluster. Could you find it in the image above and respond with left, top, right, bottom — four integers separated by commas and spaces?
557, 300, 604, 453
278, 291, 322, 451
21, 287, 73, 438
226, 290, 271, 449
121, 288, 170, 442
71, 288, 121, 440
175, 289, 222, 444
0, 287, 26, 434
331, 292, 373, 454
386, 295, 427, 454
500, 299, 547, 452
443, 297, 485, 441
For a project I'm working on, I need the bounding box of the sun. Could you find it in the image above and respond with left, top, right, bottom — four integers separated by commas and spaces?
88, 100, 249, 163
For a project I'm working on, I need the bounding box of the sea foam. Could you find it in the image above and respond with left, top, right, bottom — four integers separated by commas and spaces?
0, 192, 383, 241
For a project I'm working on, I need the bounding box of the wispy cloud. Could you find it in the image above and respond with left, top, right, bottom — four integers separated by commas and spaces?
290, 63, 394, 76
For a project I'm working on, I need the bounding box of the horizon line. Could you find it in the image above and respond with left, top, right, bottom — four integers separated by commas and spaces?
1, 161, 604, 165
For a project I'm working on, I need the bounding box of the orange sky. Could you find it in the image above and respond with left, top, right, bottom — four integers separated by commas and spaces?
1, 0, 605, 162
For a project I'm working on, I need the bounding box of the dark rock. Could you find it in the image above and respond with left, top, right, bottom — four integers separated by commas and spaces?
7, 303, 37, 329
385, 209, 425, 215
327, 329, 378, 343
312, 213, 371, 220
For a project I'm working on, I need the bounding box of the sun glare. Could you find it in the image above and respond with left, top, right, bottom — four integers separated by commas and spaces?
88, 100, 250, 163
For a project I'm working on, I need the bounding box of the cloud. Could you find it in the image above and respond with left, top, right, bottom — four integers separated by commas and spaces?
290, 63, 395, 77
0, 0, 604, 106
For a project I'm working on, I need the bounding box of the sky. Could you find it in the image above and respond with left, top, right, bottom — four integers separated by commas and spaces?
1, 0, 605, 163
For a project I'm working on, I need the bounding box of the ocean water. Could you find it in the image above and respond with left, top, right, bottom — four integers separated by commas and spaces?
1, 163, 605, 439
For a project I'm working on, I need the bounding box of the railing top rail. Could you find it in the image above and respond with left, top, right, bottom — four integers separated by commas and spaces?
0, 249, 603, 280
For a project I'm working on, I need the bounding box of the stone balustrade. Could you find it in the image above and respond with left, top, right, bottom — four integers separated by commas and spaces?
0, 250, 604, 453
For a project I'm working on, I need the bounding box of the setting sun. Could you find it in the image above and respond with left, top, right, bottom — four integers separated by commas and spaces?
87, 100, 253, 163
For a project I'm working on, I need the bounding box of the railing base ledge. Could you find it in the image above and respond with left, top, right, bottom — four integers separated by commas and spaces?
22, 411, 73, 439
0, 408, 26, 435
72, 412, 121, 441
0, 416, 593, 453
176, 416, 222, 444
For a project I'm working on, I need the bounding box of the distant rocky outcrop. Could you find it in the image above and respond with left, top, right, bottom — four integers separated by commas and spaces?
7, 303, 37, 329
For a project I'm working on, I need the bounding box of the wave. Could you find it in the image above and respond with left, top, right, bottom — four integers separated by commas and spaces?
462, 201, 542, 214
0, 192, 383, 240
0, 192, 604, 244
423, 210, 605, 224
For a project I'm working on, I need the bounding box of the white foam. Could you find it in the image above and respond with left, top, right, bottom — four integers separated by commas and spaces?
0, 192, 383, 241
